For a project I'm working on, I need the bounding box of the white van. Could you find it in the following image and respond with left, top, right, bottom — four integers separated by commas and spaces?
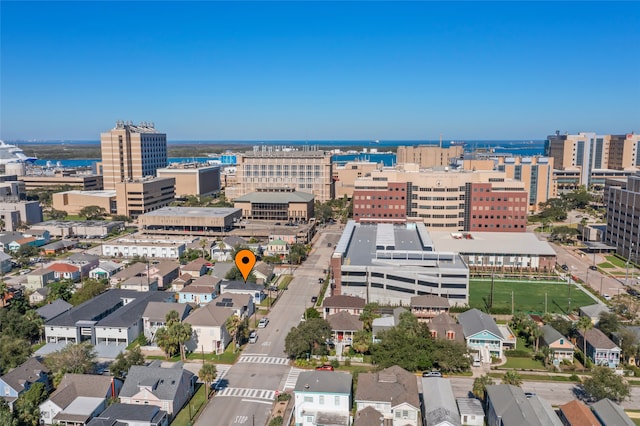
249, 331, 258, 344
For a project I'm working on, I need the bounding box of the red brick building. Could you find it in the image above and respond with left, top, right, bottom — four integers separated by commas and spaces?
465, 182, 528, 232
352, 181, 409, 223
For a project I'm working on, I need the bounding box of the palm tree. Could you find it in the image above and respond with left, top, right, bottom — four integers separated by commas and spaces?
472, 374, 494, 400
199, 363, 217, 399
502, 370, 522, 386
225, 315, 242, 350
24, 310, 45, 343
529, 324, 543, 353
577, 316, 594, 371
154, 327, 178, 359
199, 239, 209, 259
174, 322, 192, 362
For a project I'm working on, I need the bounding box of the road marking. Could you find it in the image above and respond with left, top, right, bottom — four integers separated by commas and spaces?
283, 367, 304, 390
216, 387, 276, 401
241, 398, 273, 405
238, 355, 289, 365
261, 341, 271, 346
211, 364, 231, 390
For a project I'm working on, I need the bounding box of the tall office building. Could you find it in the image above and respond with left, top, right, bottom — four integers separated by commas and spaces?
396, 145, 464, 168
545, 132, 640, 188
604, 173, 640, 265
227, 145, 333, 202
100, 121, 167, 190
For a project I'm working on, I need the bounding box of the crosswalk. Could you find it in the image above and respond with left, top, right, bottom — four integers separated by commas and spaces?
238, 355, 290, 365
283, 367, 304, 390
212, 364, 231, 390
216, 387, 276, 401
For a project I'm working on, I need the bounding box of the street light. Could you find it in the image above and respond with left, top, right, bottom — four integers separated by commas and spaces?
600, 276, 604, 295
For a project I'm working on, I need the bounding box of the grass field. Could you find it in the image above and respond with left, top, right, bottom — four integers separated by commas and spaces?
501, 357, 545, 370
469, 280, 596, 314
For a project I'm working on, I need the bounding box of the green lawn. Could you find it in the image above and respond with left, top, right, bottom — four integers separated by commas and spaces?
171, 383, 207, 426
598, 262, 616, 269
502, 357, 545, 370
469, 280, 596, 314
605, 255, 629, 268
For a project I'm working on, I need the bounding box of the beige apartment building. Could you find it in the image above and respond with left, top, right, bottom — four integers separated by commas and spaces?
396, 145, 464, 168
52, 190, 116, 215
100, 121, 167, 190
20, 171, 103, 191
545, 131, 640, 188
139, 206, 241, 233
114, 177, 175, 218
352, 164, 527, 230
226, 145, 333, 202
156, 163, 221, 198
333, 161, 380, 199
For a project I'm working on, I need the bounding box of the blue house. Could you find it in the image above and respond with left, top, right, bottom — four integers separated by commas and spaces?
458, 308, 507, 359
177, 284, 217, 305
0, 357, 51, 409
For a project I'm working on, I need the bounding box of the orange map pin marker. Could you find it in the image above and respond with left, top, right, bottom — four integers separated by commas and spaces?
235, 249, 256, 282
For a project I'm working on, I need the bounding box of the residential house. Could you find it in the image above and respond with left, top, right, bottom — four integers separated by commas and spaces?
119, 362, 196, 418
429, 313, 464, 343
142, 302, 192, 342
0, 250, 12, 273
209, 262, 234, 280
591, 398, 635, 426
169, 273, 193, 292
0, 231, 25, 252
181, 258, 208, 278
327, 311, 363, 348
67, 253, 100, 279
322, 295, 366, 320
253, 261, 274, 284
89, 261, 123, 280
120, 276, 159, 292
219, 279, 265, 305
211, 236, 247, 261
0, 357, 51, 409
355, 365, 420, 426
86, 403, 169, 426
48, 263, 81, 282
485, 384, 562, 426
579, 304, 610, 325
576, 328, 621, 368
148, 260, 181, 289
540, 325, 574, 364
26, 268, 56, 291
456, 398, 484, 426
558, 400, 599, 426
7, 236, 38, 252
264, 239, 289, 259
410, 295, 450, 322
372, 307, 408, 343
422, 377, 460, 426
41, 239, 77, 255
36, 299, 73, 322
109, 262, 148, 287
39, 373, 123, 425
29, 287, 50, 304
178, 283, 217, 305
354, 406, 387, 426
24, 229, 51, 246
458, 308, 506, 360
294, 371, 352, 426
184, 303, 233, 354
214, 293, 254, 319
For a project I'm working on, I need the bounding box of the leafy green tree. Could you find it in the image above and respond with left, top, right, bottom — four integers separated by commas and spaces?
472, 374, 494, 400
225, 266, 257, 283
583, 366, 630, 403
502, 370, 522, 386
596, 312, 620, 337
78, 205, 107, 220
154, 311, 192, 360
284, 318, 333, 359
111, 215, 132, 223
47, 280, 74, 302
359, 303, 380, 332
0, 335, 32, 374
0, 308, 42, 342
110, 346, 145, 379
576, 316, 594, 371
45, 342, 96, 381
287, 243, 308, 265
15, 382, 48, 426
48, 209, 68, 220
351, 330, 371, 354
617, 327, 640, 363
550, 225, 580, 244
70, 279, 107, 306
370, 312, 435, 371
304, 307, 320, 320
547, 317, 572, 337
431, 339, 471, 373
199, 363, 217, 399
0, 398, 18, 426
314, 201, 334, 223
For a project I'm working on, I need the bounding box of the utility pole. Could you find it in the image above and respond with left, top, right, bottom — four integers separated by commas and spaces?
600, 277, 604, 295
567, 275, 572, 312
511, 291, 514, 315
544, 292, 547, 314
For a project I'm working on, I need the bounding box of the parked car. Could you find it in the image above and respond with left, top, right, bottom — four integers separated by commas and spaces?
315, 365, 334, 371
561, 264, 569, 271
249, 331, 258, 343
604, 293, 611, 300
258, 318, 269, 328
589, 265, 598, 271
422, 371, 442, 377
311, 296, 318, 303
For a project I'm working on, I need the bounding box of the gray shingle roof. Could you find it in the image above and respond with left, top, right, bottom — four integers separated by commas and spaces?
354, 406, 386, 426
541, 324, 573, 348
87, 403, 167, 426
36, 299, 73, 322
221, 280, 263, 292
120, 365, 194, 402
294, 371, 352, 394
322, 295, 366, 309
327, 311, 363, 332
142, 302, 191, 323
67, 253, 100, 264
0, 357, 49, 393
591, 398, 635, 426
579, 303, 609, 319
410, 295, 450, 308
458, 309, 502, 340
579, 328, 619, 350
48, 374, 118, 408
422, 378, 461, 426
184, 304, 233, 327
486, 385, 562, 426
97, 292, 176, 327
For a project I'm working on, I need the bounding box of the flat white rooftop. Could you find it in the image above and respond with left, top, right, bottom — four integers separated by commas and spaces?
429, 231, 557, 256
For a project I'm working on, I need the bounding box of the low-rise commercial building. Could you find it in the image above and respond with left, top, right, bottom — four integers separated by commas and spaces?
102, 237, 186, 259
331, 221, 469, 306
115, 177, 175, 219
139, 206, 242, 233
52, 190, 116, 215
20, 172, 103, 191
234, 188, 314, 221
156, 163, 221, 198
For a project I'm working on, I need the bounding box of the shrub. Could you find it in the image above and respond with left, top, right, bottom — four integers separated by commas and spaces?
330, 359, 340, 369
569, 374, 581, 382
276, 393, 291, 402
505, 349, 531, 358
344, 358, 351, 367
268, 416, 283, 426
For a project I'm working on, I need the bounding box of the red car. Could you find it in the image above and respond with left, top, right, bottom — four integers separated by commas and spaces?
315, 365, 334, 371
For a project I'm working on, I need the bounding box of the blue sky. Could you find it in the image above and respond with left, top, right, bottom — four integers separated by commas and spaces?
1, 1, 639, 141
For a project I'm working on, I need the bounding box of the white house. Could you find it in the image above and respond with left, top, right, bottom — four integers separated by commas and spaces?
89, 261, 123, 280
294, 371, 352, 426
184, 303, 233, 354
102, 240, 185, 259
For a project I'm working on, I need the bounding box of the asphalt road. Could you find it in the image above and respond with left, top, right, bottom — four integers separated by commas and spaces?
195, 225, 343, 426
